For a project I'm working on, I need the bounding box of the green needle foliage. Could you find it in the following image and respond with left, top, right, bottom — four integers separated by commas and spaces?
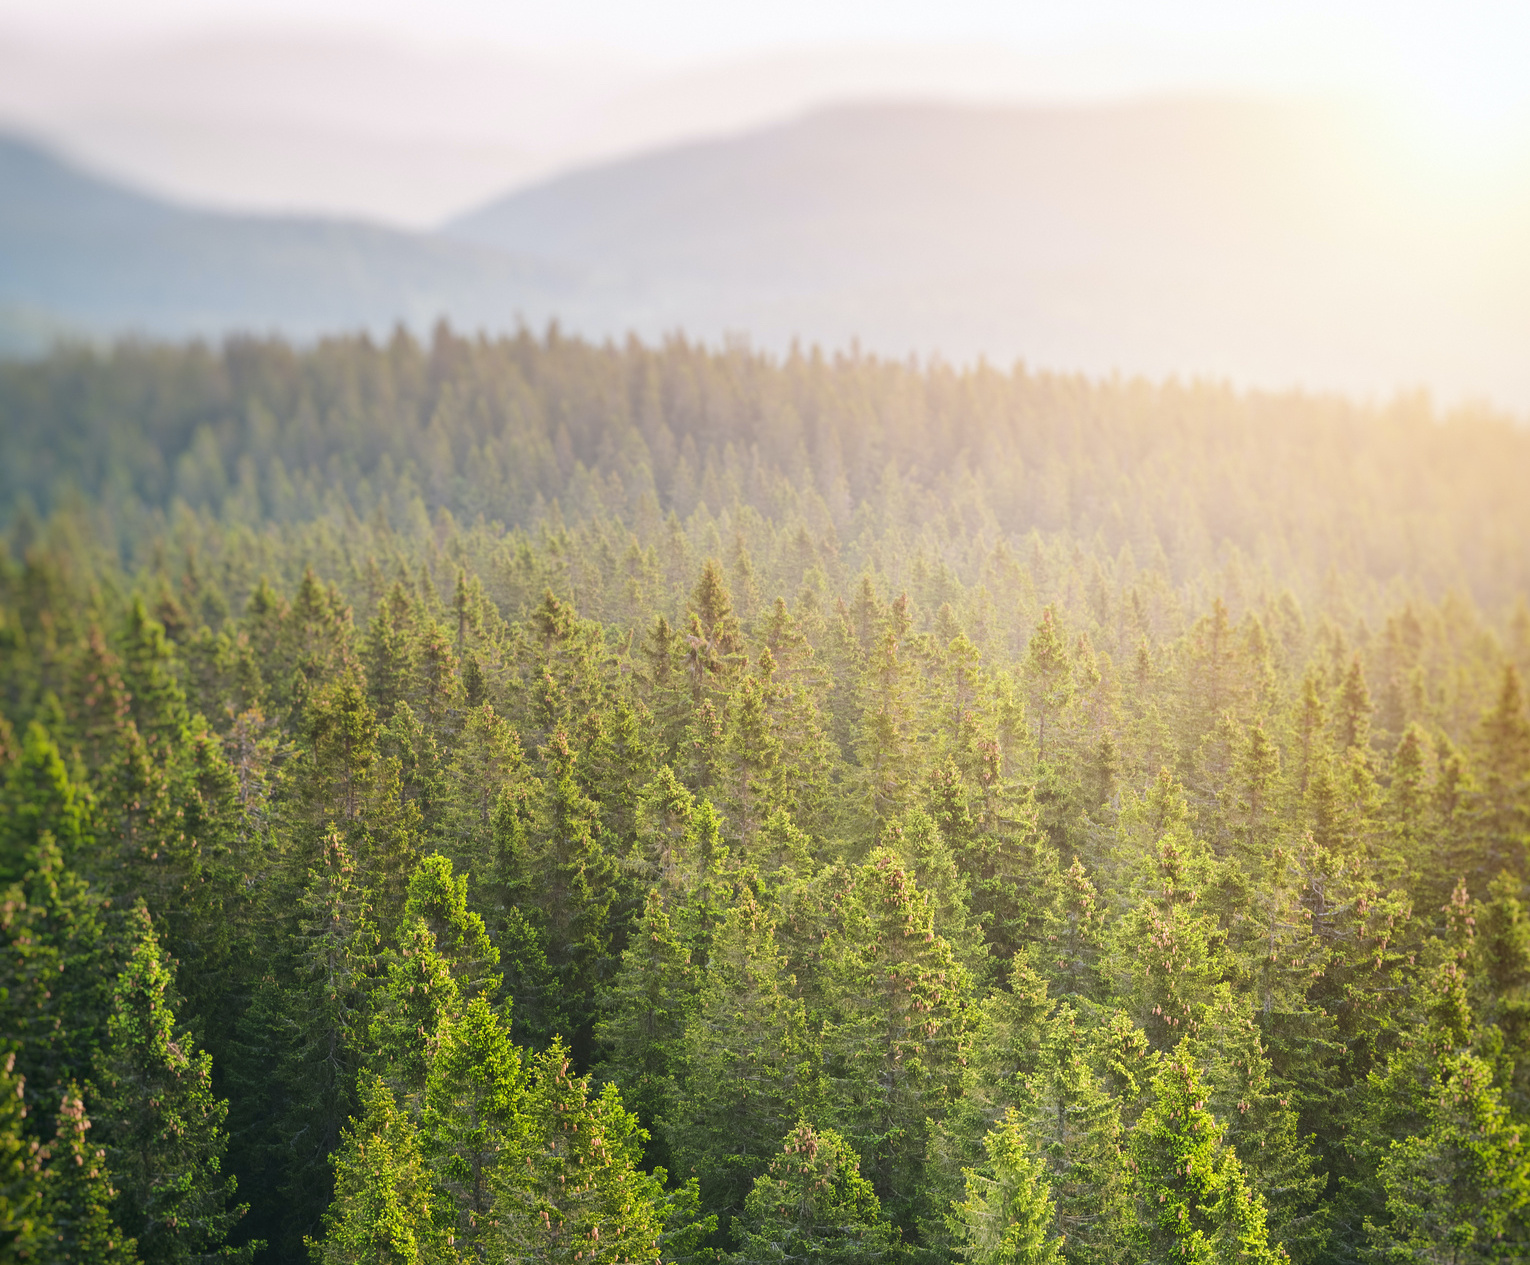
950, 1110, 1062, 1265
0, 1049, 47, 1260
95, 906, 254, 1264
731, 1121, 896, 1265
309, 1071, 445, 1265
42, 1083, 139, 1264
491, 1039, 669, 1265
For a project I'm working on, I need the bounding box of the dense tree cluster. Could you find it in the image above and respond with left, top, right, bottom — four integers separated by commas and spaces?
1, 328, 1528, 1263
3, 325, 1530, 610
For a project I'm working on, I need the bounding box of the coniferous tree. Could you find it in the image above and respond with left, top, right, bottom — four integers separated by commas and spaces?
491, 1040, 669, 1265
687, 560, 744, 698
42, 1083, 138, 1264
0, 745, 117, 1114
821, 849, 974, 1239
424, 996, 526, 1263
731, 1122, 896, 1265
668, 889, 816, 1232
517, 730, 618, 1049
370, 917, 462, 1098
594, 887, 697, 1149
0, 1049, 47, 1260
856, 627, 920, 830
1023, 610, 1072, 767
241, 828, 379, 1258
0, 721, 91, 883
1126, 1056, 1284, 1264
95, 906, 253, 1264
403, 852, 501, 1003
309, 1071, 445, 1265
1023, 1007, 1131, 1262
949, 1110, 1062, 1265
1474, 664, 1530, 878
1108, 779, 1227, 1050
723, 659, 784, 855
1181, 990, 1326, 1261
1365, 1048, 1529, 1262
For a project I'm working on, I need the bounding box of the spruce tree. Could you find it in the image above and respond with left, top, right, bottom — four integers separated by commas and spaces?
370, 918, 463, 1098
1181, 989, 1326, 1260
118, 597, 192, 751
821, 849, 974, 1238
1023, 610, 1072, 766
424, 996, 526, 1263
1365, 1049, 1530, 1261
933, 950, 1053, 1177
594, 887, 697, 1149
0, 721, 90, 883
1107, 787, 1227, 1050
1474, 664, 1530, 878
688, 560, 744, 688
950, 1110, 1062, 1265
731, 1121, 896, 1265
1356, 945, 1530, 1263
518, 730, 618, 1047
1023, 1006, 1131, 1261
668, 889, 816, 1231
491, 1040, 668, 1265
42, 1083, 138, 1264
856, 628, 920, 828
0, 766, 116, 1114
723, 660, 784, 854
245, 829, 379, 1258
576, 698, 657, 870
1126, 1057, 1284, 1263
95, 906, 253, 1264
0, 1049, 47, 1260
403, 852, 501, 1002
309, 1071, 445, 1265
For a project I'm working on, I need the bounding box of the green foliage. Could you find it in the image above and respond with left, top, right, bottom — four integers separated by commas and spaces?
423, 996, 525, 1262
308, 1072, 445, 1265
490, 1039, 669, 1265
822, 849, 974, 1239
403, 853, 501, 1002
43, 1083, 139, 1264
731, 1121, 897, 1265
96, 905, 254, 1264
0, 1049, 48, 1260
516, 731, 618, 1048
950, 1111, 1062, 1265
668, 889, 816, 1232
594, 886, 697, 1142
1365, 1051, 1529, 1261
1127, 1057, 1284, 1264
0, 721, 90, 882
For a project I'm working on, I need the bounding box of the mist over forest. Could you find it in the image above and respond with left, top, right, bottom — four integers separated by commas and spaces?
5, 93, 1530, 409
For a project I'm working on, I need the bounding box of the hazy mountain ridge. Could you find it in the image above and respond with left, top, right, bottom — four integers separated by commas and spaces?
4, 100, 1528, 408
447, 99, 1530, 405
0, 132, 576, 348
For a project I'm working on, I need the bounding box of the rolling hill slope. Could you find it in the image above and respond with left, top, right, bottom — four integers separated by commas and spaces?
0, 133, 573, 348
448, 99, 1530, 406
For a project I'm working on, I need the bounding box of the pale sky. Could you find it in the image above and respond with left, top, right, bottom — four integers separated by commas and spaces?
1, 0, 1526, 224
6, 0, 1529, 115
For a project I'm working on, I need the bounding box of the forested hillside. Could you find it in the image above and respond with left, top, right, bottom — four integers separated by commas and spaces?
1, 327, 1528, 1263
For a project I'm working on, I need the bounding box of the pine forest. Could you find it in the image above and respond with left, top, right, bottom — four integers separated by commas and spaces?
1, 325, 1528, 1264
